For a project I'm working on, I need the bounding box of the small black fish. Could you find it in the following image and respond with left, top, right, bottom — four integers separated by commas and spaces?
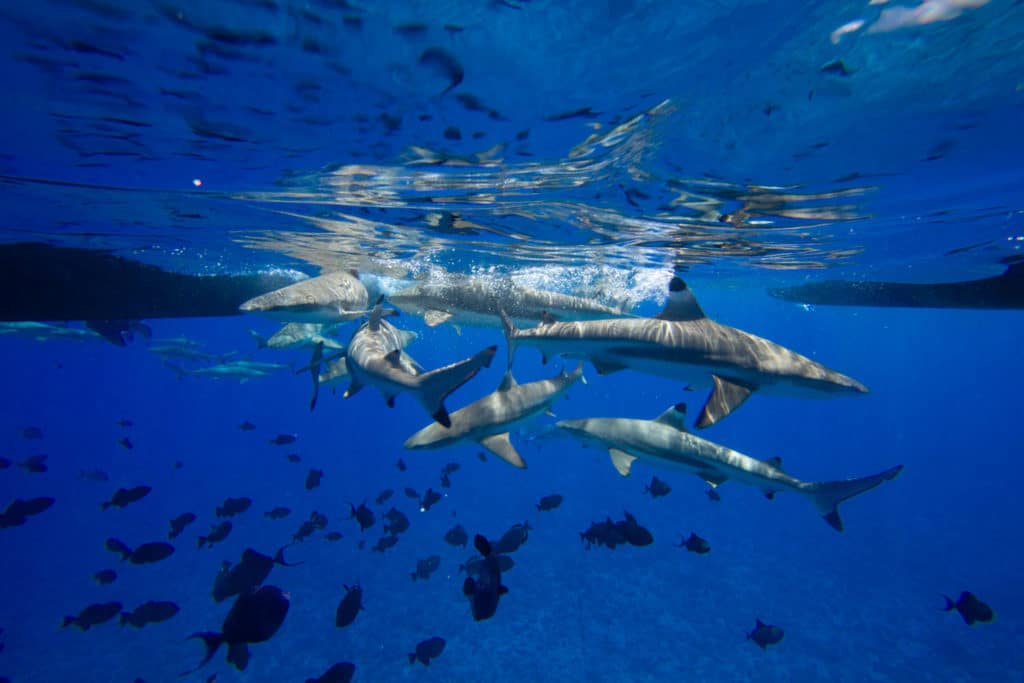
287, 453, 302, 463
325, 531, 343, 542
292, 521, 317, 543
942, 591, 995, 626
618, 511, 653, 547
372, 535, 399, 553
644, 476, 672, 499
183, 586, 290, 674
396, 458, 407, 472
213, 546, 301, 603
0, 497, 55, 528
394, 22, 428, 38
306, 661, 356, 683
444, 524, 468, 548
335, 584, 364, 628
118, 437, 133, 450
477, 451, 487, 462
264, 507, 291, 520
62, 602, 122, 631
101, 485, 151, 510
106, 539, 175, 565
19, 454, 48, 473
492, 522, 530, 554
545, 106, 599, 122
418, 47, 463, 95
443, 126, 462, 140
348, 502, 375, 531
93, 569, 117, 585
117, 419, 134, 428
444, 24, 464, 34
174, 461, 184, 470
168, 512, 197, 539
404, 487, 419, 499
748, 619, 784, 650
310, 510, 328, 529
462, 534, 508, 621
305, 468, 324, 490
216, 497, 252, 518
515, 129, 530, 141
21, 426, 43, 439
375, 489, 394, 505
120, 600, 180, 628
238, 421, 257, 431
439, 472, 452, 488
419, 488, 441, 512
460, 553, 514, 576
198, 521, 233, 549
269, 434, 297, 446
408, 636, 445, 666
79, 469, 109, 482
536, 494, 563, 511
0, 456, 10, 469
410, 555, 441, 581
383, 507, 410, 535
706, 488, 722, 502
678, 533, 710, 554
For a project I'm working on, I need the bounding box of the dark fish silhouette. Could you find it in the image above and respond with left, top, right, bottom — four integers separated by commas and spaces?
580, 513, 653, 549
444, 524, 468, 548
0, 457, 10, 469
443, 126, 462, 141
545, 106, 600, 121
293, 520, 316, 543
105, 538, 175, 565
477, 451, 487, 462
287, 454, 302, 463
62, 602, 121, 631
442, 462, 460, 475
461, 553, 514, 576
942, 591, 995, 625
408, 636, 445, 666
706, 488, 722, 502
19, 454, 48, 473
213, 546, 301, 603
748, 619, 784, 649
419, 488, 441, 512
306, 661, 356, 683
396, 458, 407, 472
492, 522, 530, 554
410, 555, 441, 581
536, 494, 563, 511
264, 507, 291, 520
463, 534, 509, 621
0, 496, 55, 528
198, 521, 233, 549
375, 489, 394, 505
305, 468, 324, 490
183, 586, 290, 674
678, 533, 710, 554
79, 469, 109, 482
93, 569, 117, 585
269, 434, 297, 445
619, 512, 653, 547
404, 487, 419, 499
325, 531, 343, 542
216, 497, 252, 518
117, 419, 133, 427
440, 473, 451, 489
372, 535, 399, 553
101, 485, 151, 510
21, 426, 43, 439
644, 476, 672, 498
383, 507, 410, 535
168, 512, 197, 539
348, 502, 375, 531
335, 584, 364, 628
120, 600, 179, 628
418, 47, 463, 94
118, 437, 133, 450
238, 421, 257, 431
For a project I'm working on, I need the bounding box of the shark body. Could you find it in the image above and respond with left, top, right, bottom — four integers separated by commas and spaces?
239, 271, 368, 324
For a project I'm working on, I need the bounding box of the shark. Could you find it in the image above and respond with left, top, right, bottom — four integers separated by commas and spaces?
403, 364, 586, 468
501, 277, 868, 428
343, 304, 497, 427
389, 276, 630, 332
167, 360, 287, 382
250, 323, 344, 351
557, 403, 903, 531
239, 271, 369, 324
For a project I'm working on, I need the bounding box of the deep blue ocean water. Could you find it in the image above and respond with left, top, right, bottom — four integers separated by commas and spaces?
1, 1, 1023, 681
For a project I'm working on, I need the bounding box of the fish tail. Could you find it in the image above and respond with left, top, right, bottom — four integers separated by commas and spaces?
180, 631, 224, 676
274, 544, 303, 567
196, 536, 207, 549
61, 616, 75, 628
940, 594, 956, 612
118, 612, 130, 627
799, 465, 904, 532
100, 502, 111, 511
408, 653, 416, 665
413, 345, 497, 427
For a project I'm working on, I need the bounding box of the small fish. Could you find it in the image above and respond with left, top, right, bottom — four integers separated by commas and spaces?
419, 488, 442, 512
335, 584, 363, 626
325, 531, 343, 542
477, 451, 487, 462
396, 458, 407, 472
536, 494, 563, 511
93, 569, 118, 585
942, 591, 995, 626
706, 488, 722, 502
264, 507, 291, 520
101, 486, 151, 510
168, 512, 197, 539
120, 600, 180, 628
106, 539, 175, 565
117, 419, 133, 428
238, 421, 257, 431
383, 507, 410, 535
678, 533, 710, 554
462, 534, 509, 621
182, 586, 290, 674
62, 602, 121, 631
408, 636, 445, 666
292, 520, 317, 543
306, 662, 356, 683
19, 454, 48, 473
212, 546, 301, 603
375, 489, 394, 505
305, 468, 324, 490
348, 502, 375, 531
443, 126, 462, 140
287, 454, 302, 463
418, 47, 463, 94
460, 553, 515, 576
21, 426, 43, 440
748, 619, 784, 650
79, 469, 109, 482
439, 473, 451, 489
197, 521, 233, 549
444, 524, 468, 548
118, 437, 133, 450
174, 461, 184, 470
269, 434, 297, 446
404, 487, 419, 499
441, 463, 460, 475
410, 555, 441, 581
216, 497, 252, 518
492, 522, 530, 554
372, 535, 399, 553
0, 456, 10, 469
644, 476, 672, 499
820, 59, 853, 77
0, 497, 55, 528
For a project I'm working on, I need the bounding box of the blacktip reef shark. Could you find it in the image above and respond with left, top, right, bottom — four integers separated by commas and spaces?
250, 323, 344, 351
501, 276, 868, 428
343, 304, 497, 427
403, 364, 587, 468
239, 271, 369, 324
557, 403, 903, 531
389, 276, 631, 332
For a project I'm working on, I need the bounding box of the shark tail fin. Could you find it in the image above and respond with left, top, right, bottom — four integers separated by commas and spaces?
414, 346, 497, 427
800, 465, 904, 532
498, 310, 517, 370
248, 329, 268, 349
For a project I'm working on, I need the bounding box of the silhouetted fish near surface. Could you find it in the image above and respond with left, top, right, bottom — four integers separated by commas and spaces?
644, 476, 672, 498
305, 468, 324, 490
214, 497, 251, 518
463, 534, 509, 621
62, 602, 121, 631
93, 569, 117, 585
536, 494, 563, 511
492, 522, 530, 554
419, 47, 463, 94
396, 458, 407, 472
942, 591, 995, 625
264, 507, 291, 520
19, 454, 48, 473
198, 521, 233, 549
408, 636, 445, 666
748, 619, 784, 649
706, 488, 722, 502
348, 502, 375, 531
168, 512, 196, 539
118, 437, 133, 450
440, 472, 451, 488
269, 434, 297, 446
376, 489, 394, 505
306, 661, 356, 683
419, 488, 442, 512
238, 421, 256, 431
335, 585, 364, 628
404, 487, 419, 499
0, 496, 55, 528
444, 524, 468, 548
371, 535, 399, 553
105, 538, 175, 565
101, 485, 151, 510
678, 533, 710, 554
119, 600, 179, 628
442, 462, 460, 475
410, 555, 440, 581
384, 507, 410, 535
183, 585, 290, 674
213, 546, 301, 603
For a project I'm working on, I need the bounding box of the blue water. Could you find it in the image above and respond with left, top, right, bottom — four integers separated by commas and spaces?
2, 1, 1023, 681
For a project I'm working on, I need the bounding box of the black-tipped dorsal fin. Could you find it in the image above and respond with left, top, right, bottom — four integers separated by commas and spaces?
764, 456, 784, 471
656, 277, 706, 321
497, 369, 517, 391
653, 403, 689, 432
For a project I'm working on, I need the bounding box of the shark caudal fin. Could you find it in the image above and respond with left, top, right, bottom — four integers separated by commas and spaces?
414, 345, 497, 427
800, 465, 904, 532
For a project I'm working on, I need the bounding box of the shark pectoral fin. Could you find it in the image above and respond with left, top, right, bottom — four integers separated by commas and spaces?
423, 310, 454, 327
591, 358, 627, 375
479, 433, 526, 469
654, 403, 689, 432
703, 472, 728, 487
544, 408, 556, 417
609, 448, 637, 476
397, 329, 418, 347
343, 378, 364, 399
697, 375, 755, 428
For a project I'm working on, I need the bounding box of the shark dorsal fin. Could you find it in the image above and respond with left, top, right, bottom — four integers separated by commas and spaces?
656, 277, 706, 321
654, 403, 689, 431
498, 369, 518, 391
609, 448, 637, 476
764, 456, 784, 471
368, 302, 384, 331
